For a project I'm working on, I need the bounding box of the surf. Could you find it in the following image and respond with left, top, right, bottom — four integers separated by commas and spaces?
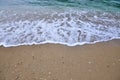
0, 0, 120, 47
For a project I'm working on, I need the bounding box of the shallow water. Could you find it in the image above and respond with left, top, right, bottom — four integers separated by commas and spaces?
0, 0, 120, 47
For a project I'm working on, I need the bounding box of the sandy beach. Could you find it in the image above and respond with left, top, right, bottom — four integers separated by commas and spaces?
0, 39, 120, 80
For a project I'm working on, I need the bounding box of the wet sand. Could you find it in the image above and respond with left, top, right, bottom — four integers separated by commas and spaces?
0, 40, 120, 80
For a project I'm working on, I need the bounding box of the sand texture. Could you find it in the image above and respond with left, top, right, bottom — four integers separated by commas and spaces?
0, 40, 120, 80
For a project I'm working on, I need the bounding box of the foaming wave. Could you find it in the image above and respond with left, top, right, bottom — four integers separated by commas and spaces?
0, 9, 120, 47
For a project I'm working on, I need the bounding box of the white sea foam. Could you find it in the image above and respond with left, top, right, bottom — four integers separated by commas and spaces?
0, 8, 120, 47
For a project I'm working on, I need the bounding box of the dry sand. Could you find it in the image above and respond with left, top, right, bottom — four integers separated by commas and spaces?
0, 40, 120, 80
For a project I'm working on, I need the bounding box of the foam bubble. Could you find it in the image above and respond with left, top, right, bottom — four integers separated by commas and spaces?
0, 9, 120, 47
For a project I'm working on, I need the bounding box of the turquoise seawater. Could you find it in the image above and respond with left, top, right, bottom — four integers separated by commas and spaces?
0, 0, 120, 11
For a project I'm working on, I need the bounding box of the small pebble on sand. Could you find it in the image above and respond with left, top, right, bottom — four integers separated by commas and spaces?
88, 69, 92, 72
15, 65, 17, 68
112, 63, 116, 66
40, 78, 43, 80
48, 72, 51, 74
12, 71, 15, 73
118, 59, 120, 62
70, 78, 73, 80
88, 61, 92, 64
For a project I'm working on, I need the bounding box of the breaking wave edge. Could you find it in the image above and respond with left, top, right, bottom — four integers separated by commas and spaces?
0, 8, 120, 47
0, 38, 120, 47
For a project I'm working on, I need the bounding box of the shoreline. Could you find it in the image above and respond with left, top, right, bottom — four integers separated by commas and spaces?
1, 39, 120, 48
